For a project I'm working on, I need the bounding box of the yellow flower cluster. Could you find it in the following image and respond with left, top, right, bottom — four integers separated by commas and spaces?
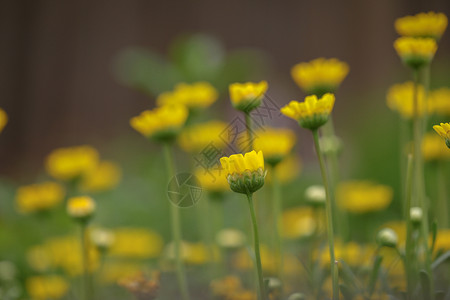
157, 82, 218, 109
253, 127, 296, 165
130, 104, 188, 140
315, 241, 375, 267
269, 154, 302, 184
422, 132, 450, 161
80, 161, 121, 192
386, 81, 429, 118
281, 93, 335, 130
291, 58, 349, 96
220, 150, 264, 175
178, 120, 228, 153
195, 168, 230, 193
433, 122, 450, 148
430, 88, 450, 116
46, 145, 99, 180
337, 181, 393, 213
229, 81, 268, 112
100, 262, 142, 283
0, 108, 7, 133
164, 241, 219, 265
109, 228, 164, 259
395, 12, 448, 40
435, 229, 450, 251
15, 182, 65, 214
26, 275, 68, 300
67, 196, 96, 219
394, 37, 437, 68
210, 276, 257, 300
282, 206, 321, 239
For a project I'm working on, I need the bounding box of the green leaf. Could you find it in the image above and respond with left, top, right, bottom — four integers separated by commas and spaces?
419, 270, 431, 299
431, 220, 438, 254
368, 255, 383, 296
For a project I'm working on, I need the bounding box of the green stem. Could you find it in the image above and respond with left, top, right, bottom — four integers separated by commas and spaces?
271, 167, 284, 281
404, 154, 416, 297
163, 143, 190, 300
312, 129, 339, 300
79, 223, 89, 300
246, 193, 266, 300
436, 162, 448, 228
245, 112, 254, 151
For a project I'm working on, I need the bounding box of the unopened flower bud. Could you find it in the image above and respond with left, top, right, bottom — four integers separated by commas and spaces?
377, 228, 398, 248
410, 207, 423, 224
305, 185, 326, 206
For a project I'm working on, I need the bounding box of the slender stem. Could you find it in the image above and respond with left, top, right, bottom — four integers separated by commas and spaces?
79, 222, 89, 300
312, 129, 339, 300
271, 166, 284, 281
404, 154, 416, 297
163, 143, 190, 300
245, 112, 254, 151
246, 193, 265, 300
436, 162, 448, 228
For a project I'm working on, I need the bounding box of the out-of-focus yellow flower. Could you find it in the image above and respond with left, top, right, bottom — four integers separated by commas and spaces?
394, 37, 437, 69
195, 168, 229, 193
281, 93, 335, 130
282, 206, 320, 239
26, 275, 68, 300
210, 276, 257, 300
130, 104, 188, 141
0, 108, 7, 133
291, 58, 349, 96
315, 241, 375, 268
109, 228, 163, 259
157, 82, 218, 109
266, 154, 301, 184
184, 242, 219, 265
27, 236, 99, 276
422, 132, 450, 161
46, 145, 99, 180
118, 271, 160, 300
395, 12, 448, 40
337, 181, 393, 213
435, 229, 450, 251
433, 122, 450, 148
229, 81, 268, 113
100, 262, 142, 283
253, 127, 296, 166
429, 88, 450, 116
386, 82, 430, 118
80, 161, 121, 192
15, 182, 65, 214
178, 120, 228, 153
220, 150, 265, 194
67, 196, 96, 220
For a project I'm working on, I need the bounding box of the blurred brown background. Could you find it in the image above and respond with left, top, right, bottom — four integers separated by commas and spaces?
1, 0, 449, 179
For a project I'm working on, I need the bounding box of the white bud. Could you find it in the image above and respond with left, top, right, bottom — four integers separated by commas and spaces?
305, 185, 326, 205
377, 228, 398, 248
410, 207, 423, 223
215, 228, 246, 249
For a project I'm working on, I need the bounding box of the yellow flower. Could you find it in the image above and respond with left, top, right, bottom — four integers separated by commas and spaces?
265, 154, 302, 184
337, 181, 393, 213
80, 161, 121, 192
394, 37, 437, 69
130, 104, 188, 141
109, 228, 164, 259
220, 150, 265, 194
229, 81, 268, 113
26, 275, 68, 300
156, 82, 218, 109
282, 206, 321, 239
433, 122, 450, 148
184, 242, 219, 265
434, 229, 450, 251
395, 12, 448, 40
280, 93, 335, 130
291, 58, 349, 96
386, 81, 430, 118
195, 168, 229, 193
0, 108, 7, 133
178, 120, 228, 153
422, 132, 450, 161
67, 196, 96, 220
100, 262, 142, 283
253, 127, 296, 165
46, 145, 99, 180
429, 88, 450, 116
15, 182, 65, 214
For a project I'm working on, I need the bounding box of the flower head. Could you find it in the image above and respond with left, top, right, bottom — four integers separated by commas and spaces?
281, 93, 335, 130
157, 82, 218, 109
229, 81, 268, 113
67, 196, 96, 221
394, 37, 437, 69
429, 88, 450, 116
282, 206, 320, 239
253, 127, 296, 166
109, 228, 163, 259
26, 275, 68, 300
15, 182, 65, 214
395, 12, 448, 40
220, 150, 265, 194
337, 181, 393, 214
46, 145, 99, 181
178, 120, 228, 153
80, 161, 121, 192
291, 58, 349, 96
195, 168, 229, 193
90, 228, 115, 251
386, 82, 430, 118
0, 108, 7, 133
433, 122, 450, 148
130, 104, 188, 141
377, 228, 398, 248
422, 132, 450, 161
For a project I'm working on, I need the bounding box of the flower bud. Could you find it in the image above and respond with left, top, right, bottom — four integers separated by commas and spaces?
304, 185, 326, 206
377, 228, 398, 248
410, 207, 423, 224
